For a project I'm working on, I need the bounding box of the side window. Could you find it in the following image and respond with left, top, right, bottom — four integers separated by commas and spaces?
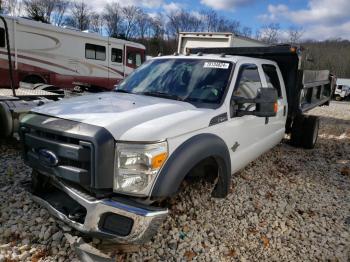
233, 64, 262, 99
135, 53, 142, 67
111, 48, 123, 63
262, 64, 282, 97
85, 43, 106, 61
126, 49, 144, 68
0, 28, 5, 48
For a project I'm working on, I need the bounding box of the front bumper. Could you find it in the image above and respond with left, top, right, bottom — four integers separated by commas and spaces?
31, 178, 168, 244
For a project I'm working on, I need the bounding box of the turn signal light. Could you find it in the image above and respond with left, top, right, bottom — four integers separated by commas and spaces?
290, 47, 297, 53
151, 153, 168, 169
274, 102, 278, 113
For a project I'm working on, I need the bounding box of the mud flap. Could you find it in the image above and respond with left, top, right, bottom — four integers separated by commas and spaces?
211, 160, 231, 198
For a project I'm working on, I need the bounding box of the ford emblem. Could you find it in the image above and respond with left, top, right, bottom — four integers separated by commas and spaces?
38, 149, 59, 167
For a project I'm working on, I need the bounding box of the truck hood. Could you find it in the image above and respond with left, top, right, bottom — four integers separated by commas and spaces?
31, 92, 216, 141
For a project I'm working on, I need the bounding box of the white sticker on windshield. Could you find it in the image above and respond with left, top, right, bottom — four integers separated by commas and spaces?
203, 62, 230, 69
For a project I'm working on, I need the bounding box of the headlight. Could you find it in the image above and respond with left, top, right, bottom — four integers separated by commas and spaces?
114, 141, 168, 196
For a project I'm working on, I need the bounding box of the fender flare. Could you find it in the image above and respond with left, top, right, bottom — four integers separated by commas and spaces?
151, 133, 231, 198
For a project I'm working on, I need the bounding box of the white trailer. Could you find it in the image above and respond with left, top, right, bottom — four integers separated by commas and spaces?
0, 15, 145, 90
177, 32, 268, 54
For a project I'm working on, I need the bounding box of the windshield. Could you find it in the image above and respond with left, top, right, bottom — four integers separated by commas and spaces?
117, 58, 233, 107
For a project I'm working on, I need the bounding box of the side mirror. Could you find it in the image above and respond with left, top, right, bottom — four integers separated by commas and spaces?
231, 88, 278, 117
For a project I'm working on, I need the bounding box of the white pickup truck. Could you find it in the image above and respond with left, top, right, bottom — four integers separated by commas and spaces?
20, 45, 334, 243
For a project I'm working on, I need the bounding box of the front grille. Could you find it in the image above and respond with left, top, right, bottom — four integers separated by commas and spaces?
33, 129, 80, 145
23, 127, 93, 186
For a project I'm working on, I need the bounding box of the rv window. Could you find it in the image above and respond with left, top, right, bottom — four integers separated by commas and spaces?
85, 43, 106, 61
0, 28, 5, 48
111, 48, 123, 63
135, 53, 142, 67
127, 50, 144, 68
262, 64, 282, 97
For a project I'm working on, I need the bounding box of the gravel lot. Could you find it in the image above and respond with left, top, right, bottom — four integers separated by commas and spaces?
0, 102, 349, 261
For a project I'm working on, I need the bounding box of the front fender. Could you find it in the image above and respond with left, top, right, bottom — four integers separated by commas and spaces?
151, 133, 231, 198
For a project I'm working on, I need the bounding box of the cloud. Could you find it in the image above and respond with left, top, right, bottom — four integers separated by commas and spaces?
200, 0, 255, 10
259, 0, 350, 40
90, 0, 164, 12
163, 2, 184, 14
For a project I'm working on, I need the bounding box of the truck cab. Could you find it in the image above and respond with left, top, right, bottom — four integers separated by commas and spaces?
20, 46, 333, 244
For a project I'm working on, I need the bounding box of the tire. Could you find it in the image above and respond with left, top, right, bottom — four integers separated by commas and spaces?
335, 95, 342, 101
290, 115, 319, 149
301, 116, 319, 149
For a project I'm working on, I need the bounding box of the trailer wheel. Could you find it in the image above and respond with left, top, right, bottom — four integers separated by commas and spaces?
301, 116, 319, 149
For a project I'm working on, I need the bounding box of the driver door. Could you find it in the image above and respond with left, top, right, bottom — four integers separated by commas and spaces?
224, 63, 273, 172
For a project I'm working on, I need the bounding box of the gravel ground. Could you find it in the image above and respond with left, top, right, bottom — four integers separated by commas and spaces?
0, 101, 349, 261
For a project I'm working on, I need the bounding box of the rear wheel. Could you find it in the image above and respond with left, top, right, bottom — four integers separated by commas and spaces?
335, 95, 342, 101
290, 115, 320, 149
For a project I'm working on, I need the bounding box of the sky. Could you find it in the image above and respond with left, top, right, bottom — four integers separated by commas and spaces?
91, 0, 350, 40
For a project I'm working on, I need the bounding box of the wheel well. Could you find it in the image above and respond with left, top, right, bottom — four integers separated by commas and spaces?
186, 157, 219, 179
22, 74, 46, 84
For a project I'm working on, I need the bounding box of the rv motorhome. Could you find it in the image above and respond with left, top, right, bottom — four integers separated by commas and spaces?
177, 32, 268, 54
0, 15, 145, 90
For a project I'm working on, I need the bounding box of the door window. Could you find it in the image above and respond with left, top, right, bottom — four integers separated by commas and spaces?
126, 48, 144, 68
233, 64, 262, 99
85, 43, 106, 61
111, 48, 123, 63
232, 64, 262, 111
262, 64, 282, 97
0, 28, 5, 48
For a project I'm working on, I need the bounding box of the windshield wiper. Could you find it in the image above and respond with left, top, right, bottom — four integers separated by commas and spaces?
139, 91, 183, 101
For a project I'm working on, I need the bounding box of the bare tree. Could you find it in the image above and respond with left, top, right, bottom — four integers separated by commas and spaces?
150, 13, 165, 39
287, 26, 304, 45
122, 5, 141, 39
52, 0, 70, 26
69, 0, 90, 31
217, 18, 240, 34
200, 9, 218, 32
90, 12, 103, 34
23, 0, 56, 23
103, 2, 123, 37
241, 26, 252, 37
259, 23, 280, 44
167, 9, 201, 38
2, 0, 23, 16
136, 10, 151, 40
